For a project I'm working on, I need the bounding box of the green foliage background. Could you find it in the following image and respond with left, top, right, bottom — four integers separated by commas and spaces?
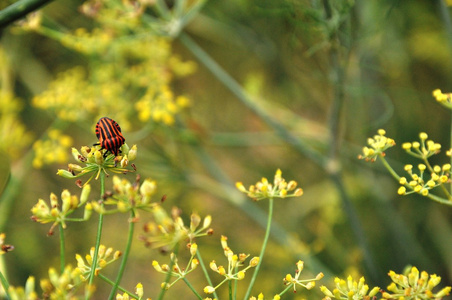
1, 0, 452, 298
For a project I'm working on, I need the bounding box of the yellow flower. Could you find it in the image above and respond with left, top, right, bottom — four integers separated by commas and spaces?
237, 169, 303, 201
32, 129, 73, 168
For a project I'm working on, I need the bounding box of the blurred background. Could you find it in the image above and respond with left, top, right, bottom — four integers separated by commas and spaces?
1, 0, 452, 298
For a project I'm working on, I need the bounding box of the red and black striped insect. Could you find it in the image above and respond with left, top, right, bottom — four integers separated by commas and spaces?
94, 117, 125, 157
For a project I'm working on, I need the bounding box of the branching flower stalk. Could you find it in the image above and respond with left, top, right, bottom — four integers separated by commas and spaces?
108, 209, 136, 300
244, 198, 273, 299
359, 128, 452, 206
236, 169, 303, 298
87, 171, 105, 297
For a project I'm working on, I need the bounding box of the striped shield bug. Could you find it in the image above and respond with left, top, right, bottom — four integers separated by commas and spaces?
94, 117, 126, 157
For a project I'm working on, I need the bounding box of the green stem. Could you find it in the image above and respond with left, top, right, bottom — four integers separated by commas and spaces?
0, 267, 10, 299
0, 0, 54, 28
426, 193, 452, 206
178, 33, 326, 168
98, 273, 138, 299
196, 250, 219, 300
379, 156, 401, 181
276, 283, 293, 297
182, 278, 203, 300
157, 244, 179, 300
243, 198, 273, 300
87, 172, 106, 298
59, 223, 65, 274
108, 210, 136, 300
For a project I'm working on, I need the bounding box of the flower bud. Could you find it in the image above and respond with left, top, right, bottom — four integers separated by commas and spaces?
120, 155, 129, 168
250, 256, 260, 267
84, 203, 93, 220
80, 184, 91, 205
135, 283, 143, 298
94, 150, 104, 165
203, 215, 212, 229
57, 169, 75, 178
128, 145, 137, 161
204, 286, 215, 294
190, 243, 198, 256
190, 213, 201, 231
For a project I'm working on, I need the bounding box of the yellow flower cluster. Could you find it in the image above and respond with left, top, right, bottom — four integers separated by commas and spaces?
358, 129, 396, 162
40, 266, 83, 299
152, 249, 200, 290
32, 67, 96, 122
141, 207, 213, 251
30, 185, 92, 235
135, 86, 190, 125
0, 90, 33, 160
91, 175, 157, 216
32, 129, 73, 168
57, 144, 137, 186
402, 132, 441, 159
116, 283, 145, 300
7, 266, 84, 299
6, 276, 38, 300
382, 267, 451, 299
249, 293, 280, 300
433, 89, 452, 109
398, 163, 450, 196
203, 235, 260, 295
283, 260, 324, 293
320, 276, 380, 300
236, 169, 303, 201
28, 0, 196, 128
76, 245, 122, 279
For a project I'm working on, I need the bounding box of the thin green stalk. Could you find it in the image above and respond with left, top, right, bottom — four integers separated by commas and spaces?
108, 210, 136, 300
438, 0, 452, 196
157, 244, 179, 300
0, 0, 54, 28
182, 278, 203, 300
243, 198, 273, 300
196, 250, 219, 300
178, 33, 326, 168
0, 268, 10, 299
379, 156, 401, 181
87, 172, 106, 298
98, 273, 138, 299
233, 265, 238, 300
59, 223, 65, 274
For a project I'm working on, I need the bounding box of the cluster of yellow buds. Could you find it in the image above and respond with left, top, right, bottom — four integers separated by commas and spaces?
57, 144, 137, 186
358, 129, 396, 162
6, 276, 38, 299
433, 89, 452, 109
203, 235, 260, 295
0, 233, 14, 255
40, 265, 83, 299
76, 245, 122, 280
320, 276, 380, 300
152, 247, 200, 290
31, 185, 92, 235
282, 260, 324, 293
116, 283, 147, 300
141, 207, 213, 252
382, 267, 451, 299
32, 129, 73, 168
249, 293, 280, 300
236, 169, 303, 201
91, 175, 157, 216
402, 132, 441, 159
398, 163, 450, 196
